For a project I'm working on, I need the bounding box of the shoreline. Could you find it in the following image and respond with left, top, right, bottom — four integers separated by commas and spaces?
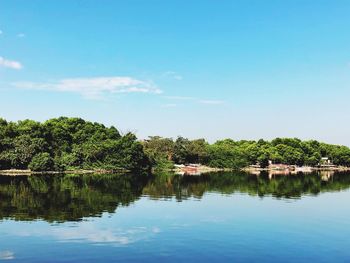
0, 169, 129, 176
1, 165, 350, 177
173, 165, 232, 175
242, 165, 350, 174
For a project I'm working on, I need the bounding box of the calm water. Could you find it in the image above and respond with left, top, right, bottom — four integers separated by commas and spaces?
0, 171, 350, 262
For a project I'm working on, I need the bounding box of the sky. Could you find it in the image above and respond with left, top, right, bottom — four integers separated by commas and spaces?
0, 0, 350, 145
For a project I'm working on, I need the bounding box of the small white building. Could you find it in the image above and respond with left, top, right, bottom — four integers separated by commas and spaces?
320, 157, 331, 165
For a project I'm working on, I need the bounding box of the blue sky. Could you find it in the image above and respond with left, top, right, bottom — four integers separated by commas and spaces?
1, 0, 350, 145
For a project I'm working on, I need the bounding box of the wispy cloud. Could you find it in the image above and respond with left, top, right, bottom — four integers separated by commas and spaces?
163, 95, 194, 100
161, 103, 177, 108
17, 33, 25, 38
162, 71, 183, 80
12, 76, 162, 99
199, 100, 225, 105
0, 57, 23, 70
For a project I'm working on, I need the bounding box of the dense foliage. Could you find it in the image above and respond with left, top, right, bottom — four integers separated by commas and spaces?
1, 117, 350, 171
0, 117, 150, 171
143, 137, 350, 169
28, 153, 55, 171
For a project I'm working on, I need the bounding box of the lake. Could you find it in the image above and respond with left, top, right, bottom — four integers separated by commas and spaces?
0, 171, 349, 262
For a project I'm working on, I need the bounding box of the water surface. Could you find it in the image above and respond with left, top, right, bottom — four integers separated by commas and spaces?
0, 171, 349, 262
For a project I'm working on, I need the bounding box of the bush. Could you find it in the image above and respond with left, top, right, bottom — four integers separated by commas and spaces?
29, 153, 55, 172
54, 152, 81, 171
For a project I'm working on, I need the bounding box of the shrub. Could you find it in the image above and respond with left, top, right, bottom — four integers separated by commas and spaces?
29, 153, 54, 172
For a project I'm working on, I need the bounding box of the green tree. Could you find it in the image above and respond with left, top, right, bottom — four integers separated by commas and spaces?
29, 153, 55, 171
173, 137, 191, 164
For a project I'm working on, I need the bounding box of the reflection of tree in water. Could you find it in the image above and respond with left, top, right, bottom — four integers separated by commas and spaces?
143, 171, 350, 200
0, 173, 148, 222
1, 171, 350, 222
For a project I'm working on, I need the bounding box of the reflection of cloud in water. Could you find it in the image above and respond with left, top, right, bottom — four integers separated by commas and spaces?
0, 251, 14, 260
152, 227, 161, 233
171, 223, 191, 229
53, 227, 131, 245
200, 216, 226, 223
15, 222, 161, 247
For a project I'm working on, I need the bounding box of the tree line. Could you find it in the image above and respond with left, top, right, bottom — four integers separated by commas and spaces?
1, 117, 350, 171
143, 136, 350, 169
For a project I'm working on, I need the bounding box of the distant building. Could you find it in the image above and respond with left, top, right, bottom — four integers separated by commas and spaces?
269, 164, 292, 171
319, 157, 335, 167
268, 160, 291, 170
320, 157, 331, 165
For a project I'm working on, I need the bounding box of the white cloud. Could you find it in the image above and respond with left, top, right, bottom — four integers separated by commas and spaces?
17, 33, 25, 38
0, 57, 23, 70
12, 76, 162, 99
